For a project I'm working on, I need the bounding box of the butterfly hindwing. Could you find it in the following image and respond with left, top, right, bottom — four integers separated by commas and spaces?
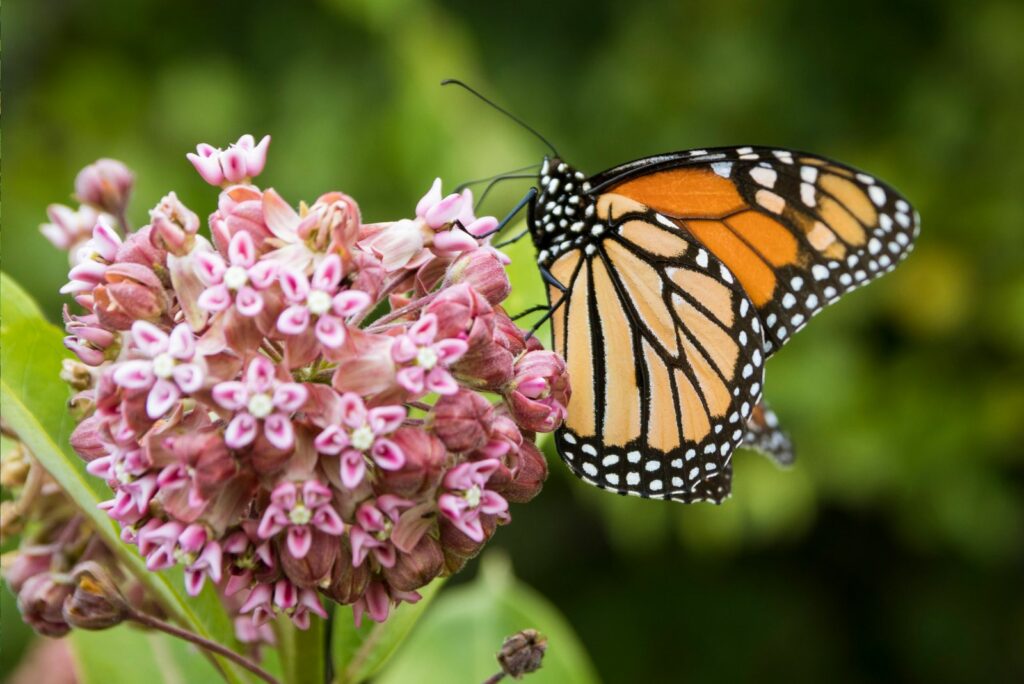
546, 208, 765, 503
592, 146, 921, 356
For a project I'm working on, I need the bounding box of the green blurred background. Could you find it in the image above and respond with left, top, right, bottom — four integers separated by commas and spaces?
4, 0, 1024, 681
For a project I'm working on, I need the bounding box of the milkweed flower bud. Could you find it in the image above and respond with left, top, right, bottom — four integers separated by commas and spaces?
150, 192, 200, 255
62, 563, 130, 631
497, 629, 548, 680
17, 574, 73, 637
75, 158, 134, 216
445, 248, 512, 305
187, 134, 270, 186
504, 350, 570, 433
433, 389, 494, 452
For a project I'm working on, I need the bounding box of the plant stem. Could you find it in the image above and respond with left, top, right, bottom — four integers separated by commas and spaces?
481, 673, 506, 684
128, 608, 282, 684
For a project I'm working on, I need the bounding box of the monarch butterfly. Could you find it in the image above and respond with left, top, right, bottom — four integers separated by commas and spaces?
444, 81, 920, 504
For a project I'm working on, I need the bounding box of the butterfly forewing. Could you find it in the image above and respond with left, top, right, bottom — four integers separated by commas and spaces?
593, 146, 921, 356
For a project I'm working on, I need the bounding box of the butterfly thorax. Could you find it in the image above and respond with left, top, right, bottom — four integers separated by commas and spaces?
529, 157, 600, 268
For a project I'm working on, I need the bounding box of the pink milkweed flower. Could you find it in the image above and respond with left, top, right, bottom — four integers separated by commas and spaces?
504, 350, 571, 433
349, 495, 413, 568
240, 579, 327, 630
438, 459, 510, 543
223, 523, 276, 596
195, 231, 279, 317
212, 356, 308, 450
391, 313, 468, 397
40, 203, 108, 257
89, 442, 157, 522
176, 524, 224, 596
261, 190, 362, 270
358, 219, 431, 273
257, 480, 344, 559
314, 393, 407, 489
74, 158, 134, 216
61, 219, 122, 295
111, 321, 205, 419
352, 580, 420, 628
149, 191, 200, 255
277, 255, 371, 349
187, 134, 270, 186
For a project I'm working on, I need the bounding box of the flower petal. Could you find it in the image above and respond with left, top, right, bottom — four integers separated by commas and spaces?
263, 414, 295, 451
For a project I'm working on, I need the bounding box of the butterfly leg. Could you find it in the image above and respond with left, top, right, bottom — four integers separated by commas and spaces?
511, 304, 550, 321
742, 399, 795, 466
475, 188, 538, 239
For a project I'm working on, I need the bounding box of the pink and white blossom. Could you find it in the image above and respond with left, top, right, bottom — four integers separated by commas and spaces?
391, 313, 468, 397
111, 321, 205, 419
314, 393, 407, 488
187, 134, 270, 186
438, 459, 510, 542
257, 481, 344, 558
212, 356, 308, 450
194, 231, 278, 317
276, 254, 371, 348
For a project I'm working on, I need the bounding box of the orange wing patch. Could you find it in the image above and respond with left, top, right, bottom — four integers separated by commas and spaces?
725, 211, 800, 267
685, 218, 778, 307
612, 168, 746, 218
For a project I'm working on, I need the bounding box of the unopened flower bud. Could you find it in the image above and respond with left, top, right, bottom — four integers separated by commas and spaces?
382, 534, 443, 592
17, 574, 73, 637
497, 440, 548, 504
75, 159, 134, 216
377, 428, 446, 498
150, 192, 200, 255
0, 444, 31, 488
279, 530, 339, 589
61, 358, 94, 391
2, 544, 56, 592
504, 351, 570, 433
423, 283, 494, 343
323, 542, 370, 605
62, 562, 130, 631
445, 249, 511, 305
69, 415, 109, 462
432, 390, 494, 452
497, 629, 547, 679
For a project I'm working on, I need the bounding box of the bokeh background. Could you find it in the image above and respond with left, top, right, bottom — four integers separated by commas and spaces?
4, 0, 1024, 681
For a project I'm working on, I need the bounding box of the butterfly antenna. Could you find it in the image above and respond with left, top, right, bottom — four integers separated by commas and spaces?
455, 163, 541, 193
441, 79, 560, 158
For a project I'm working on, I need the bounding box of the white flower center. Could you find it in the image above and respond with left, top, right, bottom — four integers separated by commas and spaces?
152, 352, 176, 379
416, 346, 438, 369
114, 461, 133, 485
464, 485, 482, 508
223, 265, 249, 290
247, 393, 274, 419
173, 548, 198, 566
307, 289, 332, 316
350, 425, 374, 451
289, 504, 312, 525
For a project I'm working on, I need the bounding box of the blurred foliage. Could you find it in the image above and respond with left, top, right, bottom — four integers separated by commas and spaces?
377, 554, 598, 684
3, 0, 1023, 681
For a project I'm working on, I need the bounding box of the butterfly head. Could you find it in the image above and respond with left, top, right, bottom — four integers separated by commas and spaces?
530, 157, 595, 259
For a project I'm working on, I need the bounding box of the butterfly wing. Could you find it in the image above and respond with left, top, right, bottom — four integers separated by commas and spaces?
589, 146, 920, 356
742, 399, 794, 467
546, 212, 764, 503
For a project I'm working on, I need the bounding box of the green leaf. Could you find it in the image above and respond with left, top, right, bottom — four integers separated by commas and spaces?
331, 578, 446, 684
375, 555, 599, 684
70, 625, 223, 684
0, 272, 249, 683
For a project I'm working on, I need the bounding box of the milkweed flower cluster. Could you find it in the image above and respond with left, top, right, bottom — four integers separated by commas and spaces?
40, 134, 568, 638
